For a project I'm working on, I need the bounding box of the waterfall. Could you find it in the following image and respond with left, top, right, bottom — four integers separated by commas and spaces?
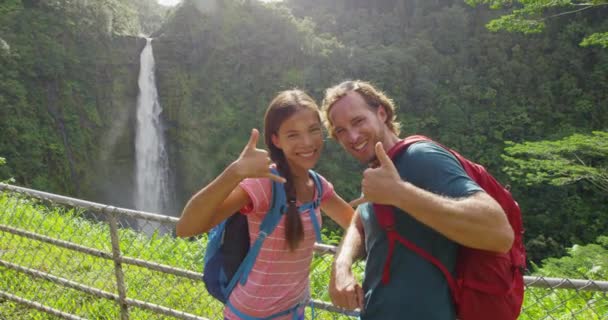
134, 38, 171, 221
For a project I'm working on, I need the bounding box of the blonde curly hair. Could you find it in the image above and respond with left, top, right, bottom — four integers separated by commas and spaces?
321, 80, 401, 139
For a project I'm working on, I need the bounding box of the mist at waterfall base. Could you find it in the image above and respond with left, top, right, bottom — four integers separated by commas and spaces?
133, 38, 174, 236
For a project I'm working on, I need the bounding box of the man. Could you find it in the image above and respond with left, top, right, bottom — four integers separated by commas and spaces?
321, 80, 514, 319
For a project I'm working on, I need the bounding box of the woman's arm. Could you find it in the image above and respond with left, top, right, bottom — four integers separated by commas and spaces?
176, 163, 251, 237
320, 192, 355, 230
176, 129, 285, 237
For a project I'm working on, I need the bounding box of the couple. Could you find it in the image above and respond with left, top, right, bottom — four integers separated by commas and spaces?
177, 80, 514, 320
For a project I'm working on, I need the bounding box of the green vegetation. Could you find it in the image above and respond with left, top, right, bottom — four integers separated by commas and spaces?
466, 0, 608, 48
0, 192, 355, 319
503, 131, 608, 192
159, 0, 607, 262
0, 156, 14, 184
1, 0, 606, 318
522, 236, 608, 320
0, 0, 606, 267
1, 192, 606, 319
0, 191, 220, 319
0, 0, 147, 203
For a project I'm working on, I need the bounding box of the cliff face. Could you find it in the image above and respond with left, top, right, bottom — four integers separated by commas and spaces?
0, 1, 147, 208
90, 35, 146, 209
151, 1, 342, 206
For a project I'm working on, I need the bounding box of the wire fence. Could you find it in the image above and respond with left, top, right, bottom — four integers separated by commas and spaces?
0, 183, 607, 320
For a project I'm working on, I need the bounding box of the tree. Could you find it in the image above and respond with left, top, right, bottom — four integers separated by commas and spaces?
502, 131, 608, 193
535, 236, 608, 280
0, 156, 15, 183
466, 0, 608, 48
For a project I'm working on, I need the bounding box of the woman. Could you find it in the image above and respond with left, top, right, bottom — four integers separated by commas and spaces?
177, 89, 354, 320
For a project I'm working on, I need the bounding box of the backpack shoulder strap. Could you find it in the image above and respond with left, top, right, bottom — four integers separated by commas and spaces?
258, 168, 287, 235
309, 170, 323, 208
306, 170, 323, 243
375, 135, 431, 229
373, 136, 458, 291
227, 168, 287, 291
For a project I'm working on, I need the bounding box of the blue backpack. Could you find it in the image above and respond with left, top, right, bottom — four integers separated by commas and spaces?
202, 168, 324, 307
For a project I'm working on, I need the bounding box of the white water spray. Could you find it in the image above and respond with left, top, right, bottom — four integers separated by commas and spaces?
134, 38, 171, 218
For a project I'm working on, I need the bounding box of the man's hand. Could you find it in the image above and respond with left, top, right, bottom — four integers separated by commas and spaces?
349, 142, 401, 207
233, 129, 286, 183
329, 262, 364, 311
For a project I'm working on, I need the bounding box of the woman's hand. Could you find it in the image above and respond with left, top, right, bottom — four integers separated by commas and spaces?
232, 128, 285, 183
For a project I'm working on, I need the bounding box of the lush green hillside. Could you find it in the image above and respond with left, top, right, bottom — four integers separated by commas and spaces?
0, 0, 149, 208
0, 0, 606, 264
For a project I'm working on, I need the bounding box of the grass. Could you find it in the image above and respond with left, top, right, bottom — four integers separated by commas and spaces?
0, 193, 352, 319
0, 193, 220, 319
1, 192, 606, 319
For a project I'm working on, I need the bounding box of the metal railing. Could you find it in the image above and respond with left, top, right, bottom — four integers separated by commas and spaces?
0, 183, 607, 319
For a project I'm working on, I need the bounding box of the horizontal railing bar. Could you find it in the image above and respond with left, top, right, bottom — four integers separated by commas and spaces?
313, 243, 337, 255
0, 224, 202, 280
0, 260, 209, 320
0, 290, 87, 320
0, 224, 113, 259
120, 256, 203, 281
124, 298, 209, 320
0, 183, 176, 224
0, 184, 335, 254
2, 182, 607, 320
524, 276, 608, 292
1, 259, 121, 300
309, 299, 359, 317
4, 220, 607, 294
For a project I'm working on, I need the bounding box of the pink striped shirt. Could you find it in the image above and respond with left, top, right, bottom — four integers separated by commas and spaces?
223, 174, 334, 320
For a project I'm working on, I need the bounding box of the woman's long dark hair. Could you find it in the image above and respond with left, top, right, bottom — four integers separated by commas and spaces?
264, 90, 321, 251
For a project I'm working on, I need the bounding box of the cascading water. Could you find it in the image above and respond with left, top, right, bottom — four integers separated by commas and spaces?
134, 38, 171, 231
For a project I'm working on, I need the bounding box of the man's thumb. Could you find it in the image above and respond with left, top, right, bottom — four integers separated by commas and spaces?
375, 142, 391, 166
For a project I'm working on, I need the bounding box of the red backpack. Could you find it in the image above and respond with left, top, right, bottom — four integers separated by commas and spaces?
374, 135, 526, 320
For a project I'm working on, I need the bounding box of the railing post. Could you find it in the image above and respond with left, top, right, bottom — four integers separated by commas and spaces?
106, 206, 130, 320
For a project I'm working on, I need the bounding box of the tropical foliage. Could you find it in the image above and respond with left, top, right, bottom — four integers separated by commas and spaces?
0, 0, 606, 264
0, 193, 605, 319
466, 0, 608, 48
503, 131, 608, 192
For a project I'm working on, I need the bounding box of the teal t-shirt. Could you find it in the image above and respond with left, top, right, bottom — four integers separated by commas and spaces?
358, 141, 483, 320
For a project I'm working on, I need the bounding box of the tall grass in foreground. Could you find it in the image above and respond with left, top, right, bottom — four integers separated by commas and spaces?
1, 192, 606, 319
0, 193, 352, 319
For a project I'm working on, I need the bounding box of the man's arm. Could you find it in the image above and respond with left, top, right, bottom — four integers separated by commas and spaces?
392, 182, 513, 253
357, 142, 514, 253
329, 212, 365, 311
